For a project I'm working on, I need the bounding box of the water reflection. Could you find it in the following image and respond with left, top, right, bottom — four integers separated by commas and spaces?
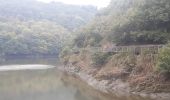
0, 58, 154, 100
0, 69, 113, 100
0, 57, 60, 66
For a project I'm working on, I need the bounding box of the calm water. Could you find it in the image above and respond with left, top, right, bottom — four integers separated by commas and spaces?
0, 57, 153, 100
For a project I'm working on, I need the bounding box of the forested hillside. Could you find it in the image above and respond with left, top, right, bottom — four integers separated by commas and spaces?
0, 19, 70, 56
62, 0, 170, 94
0, 0, 97, 30
0, 0, 97, 56
73, 0, 170, 48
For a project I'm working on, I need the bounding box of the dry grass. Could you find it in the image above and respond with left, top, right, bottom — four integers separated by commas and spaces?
67, 51, 170, 93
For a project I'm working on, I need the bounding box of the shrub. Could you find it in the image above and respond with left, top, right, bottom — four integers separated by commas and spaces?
91, 52, 113, 67
60, 47, 70, 58
157, 43, 170, 73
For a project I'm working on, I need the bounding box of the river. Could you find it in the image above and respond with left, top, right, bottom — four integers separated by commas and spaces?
0, 57, 154, 100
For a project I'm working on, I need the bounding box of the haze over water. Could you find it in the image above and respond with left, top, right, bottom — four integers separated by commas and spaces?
0, 57, 153, 100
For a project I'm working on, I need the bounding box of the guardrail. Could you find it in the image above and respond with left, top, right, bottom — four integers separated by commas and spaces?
73, 45, 165, 54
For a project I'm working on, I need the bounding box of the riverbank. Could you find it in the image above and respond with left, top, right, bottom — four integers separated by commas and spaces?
61, 51, 170, 100
62, 63, 170, 100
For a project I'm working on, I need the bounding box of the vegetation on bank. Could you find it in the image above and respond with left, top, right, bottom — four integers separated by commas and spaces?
73, 0, 170, 48
61, 0, 170, 93
157, 43, 170, 73
91, 52, 113, 67
63, 0, 170, 72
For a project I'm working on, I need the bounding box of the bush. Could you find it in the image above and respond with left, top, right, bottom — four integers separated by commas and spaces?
157, 43, 170, 73
91, 52, 113, 67
60, 47, 70, 58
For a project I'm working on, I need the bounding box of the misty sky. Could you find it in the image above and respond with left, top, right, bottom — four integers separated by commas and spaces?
37, 0, 111, 8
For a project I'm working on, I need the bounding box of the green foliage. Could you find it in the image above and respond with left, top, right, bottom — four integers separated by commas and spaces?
74, 33, 86, 48
0, 19, 69, 56
0, 0, 97, 30
74, 0, 170, 46
0, 0, 97, 56
87, 33, 103, 47
73, 32, 103, 48
111, 0, 170, 45
91, 52, 113, 67
60, 47, 70, 58
157, 43, 170, 72
113, 31, 168, 45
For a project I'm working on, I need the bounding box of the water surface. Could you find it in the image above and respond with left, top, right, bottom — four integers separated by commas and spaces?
0, 57, 153, 100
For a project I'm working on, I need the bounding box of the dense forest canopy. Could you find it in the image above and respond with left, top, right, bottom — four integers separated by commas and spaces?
73, 0, 170, 48
0, 19, 69, 56
0, 0, 97, 56
0, 0, 97, 30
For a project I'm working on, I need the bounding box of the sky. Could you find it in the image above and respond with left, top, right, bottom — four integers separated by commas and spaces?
37, 0, 111, 8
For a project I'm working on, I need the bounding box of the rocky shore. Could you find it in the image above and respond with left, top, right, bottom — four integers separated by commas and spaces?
60, 63, 170, 100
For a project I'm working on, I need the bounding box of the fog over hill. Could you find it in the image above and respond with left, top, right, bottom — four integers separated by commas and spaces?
0, 0, 98, 56
0, 0, 97, 30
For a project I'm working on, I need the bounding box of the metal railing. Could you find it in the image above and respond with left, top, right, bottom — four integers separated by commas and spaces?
75, 45, 165, 54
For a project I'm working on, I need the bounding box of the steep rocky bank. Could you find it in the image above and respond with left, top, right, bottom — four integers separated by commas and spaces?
61, 52, 170, 100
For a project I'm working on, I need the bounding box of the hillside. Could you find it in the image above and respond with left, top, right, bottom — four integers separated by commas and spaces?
0, 0, 97, 30
0, 0, 98, 56
73, 0, 170, 48
0, 19, 70, 56
62, 0, 170, 97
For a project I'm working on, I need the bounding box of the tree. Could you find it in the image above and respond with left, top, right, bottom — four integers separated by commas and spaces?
73, 0, 170, 46
0, 19, 70, 56
157, 43, 170, 73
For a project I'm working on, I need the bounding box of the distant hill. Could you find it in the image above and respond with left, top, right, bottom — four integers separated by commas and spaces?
0, 0, 98, 56
0, 0, 97, 30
